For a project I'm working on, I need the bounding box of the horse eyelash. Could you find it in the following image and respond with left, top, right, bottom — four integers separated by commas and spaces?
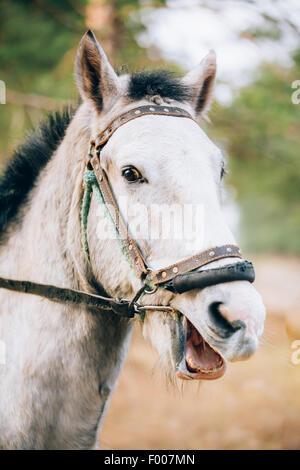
221, 164, 228, 179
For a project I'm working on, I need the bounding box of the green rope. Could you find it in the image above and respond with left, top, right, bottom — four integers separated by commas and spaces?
81, 169, 137, 273
81, 170, 96, 261
81, 169, 163, 322
80, 170, 178, 322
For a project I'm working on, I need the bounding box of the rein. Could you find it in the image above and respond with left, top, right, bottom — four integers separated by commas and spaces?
0, 104, 255, 318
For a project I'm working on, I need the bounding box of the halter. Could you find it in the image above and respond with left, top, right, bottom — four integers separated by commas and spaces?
81, 104, 254, 315
0, 104, 255, 318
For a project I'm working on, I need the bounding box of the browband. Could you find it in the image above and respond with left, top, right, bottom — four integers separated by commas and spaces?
93, 104, 195, 148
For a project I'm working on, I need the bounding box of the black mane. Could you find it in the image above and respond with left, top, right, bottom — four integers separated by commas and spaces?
0, 108, 74, 239
128, 70, 192, 102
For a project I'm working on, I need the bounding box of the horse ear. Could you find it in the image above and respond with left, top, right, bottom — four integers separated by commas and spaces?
75, 30, 120, 112
182, 50, 216, 117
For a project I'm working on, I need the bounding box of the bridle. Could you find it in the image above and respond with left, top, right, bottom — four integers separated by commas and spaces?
0, 104, 255, 318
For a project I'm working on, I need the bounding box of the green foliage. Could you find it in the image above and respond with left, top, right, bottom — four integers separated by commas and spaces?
0, 0, 167, 158
209, 51, 300, 254
0, 0, 86, 92
97, 0, 168, 70
0, 0, 87, 157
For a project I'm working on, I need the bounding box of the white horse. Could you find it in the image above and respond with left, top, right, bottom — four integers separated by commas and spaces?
0, 31, 265, 449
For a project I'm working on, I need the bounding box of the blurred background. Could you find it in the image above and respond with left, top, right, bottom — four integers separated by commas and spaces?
1, 0, 300, 450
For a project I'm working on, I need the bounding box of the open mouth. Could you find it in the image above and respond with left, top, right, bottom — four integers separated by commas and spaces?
177, 318, 226, 381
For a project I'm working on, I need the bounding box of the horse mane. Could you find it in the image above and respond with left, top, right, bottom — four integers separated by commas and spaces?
0, 107, 75, 240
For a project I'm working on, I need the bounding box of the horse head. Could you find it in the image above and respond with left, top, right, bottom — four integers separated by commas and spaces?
74, 31, 266, 381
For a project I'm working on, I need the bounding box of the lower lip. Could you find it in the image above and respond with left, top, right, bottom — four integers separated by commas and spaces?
177, 317, 226, 381
176, 361, 226, 381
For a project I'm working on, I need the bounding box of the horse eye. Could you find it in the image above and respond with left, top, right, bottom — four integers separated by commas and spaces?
122, 166, 143, 183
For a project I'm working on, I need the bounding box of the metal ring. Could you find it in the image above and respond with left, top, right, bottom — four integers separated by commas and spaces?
144, 284, 158, 295
143, 267, 158, 294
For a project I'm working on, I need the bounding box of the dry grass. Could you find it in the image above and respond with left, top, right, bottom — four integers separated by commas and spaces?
101, 256, 300, 450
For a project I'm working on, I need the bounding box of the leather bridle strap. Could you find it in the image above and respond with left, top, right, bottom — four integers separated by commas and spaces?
89, 151, 148, 279
88, 104, 196, 281
94, 104, 195, 148
149, 245, 242, 285
0, 276, 135, 318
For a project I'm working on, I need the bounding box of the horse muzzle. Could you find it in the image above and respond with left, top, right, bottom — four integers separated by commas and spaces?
170, 277, 266, 380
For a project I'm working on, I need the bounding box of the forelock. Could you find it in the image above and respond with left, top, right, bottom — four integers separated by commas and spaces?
127, 70, 192, 103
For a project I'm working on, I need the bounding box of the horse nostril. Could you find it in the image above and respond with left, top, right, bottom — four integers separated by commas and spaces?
208, 302, 246, 339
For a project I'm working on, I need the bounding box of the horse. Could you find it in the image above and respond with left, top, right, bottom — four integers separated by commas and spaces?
0, 31, 265, 449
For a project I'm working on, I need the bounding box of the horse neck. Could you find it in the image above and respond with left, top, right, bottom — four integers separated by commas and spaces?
0, 102, 134, 323
1, 104, 90, 287
0, 104, 133, 448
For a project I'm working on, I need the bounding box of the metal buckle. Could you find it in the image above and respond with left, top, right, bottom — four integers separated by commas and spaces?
86, 141, 95, 170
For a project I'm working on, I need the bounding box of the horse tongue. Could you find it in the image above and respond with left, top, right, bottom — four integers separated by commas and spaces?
185, 319, 222, 372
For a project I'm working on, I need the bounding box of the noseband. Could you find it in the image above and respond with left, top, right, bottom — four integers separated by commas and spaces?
0, 104, 255, 318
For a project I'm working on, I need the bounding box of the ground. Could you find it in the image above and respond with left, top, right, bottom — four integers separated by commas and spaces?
101, 256, 300, 450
